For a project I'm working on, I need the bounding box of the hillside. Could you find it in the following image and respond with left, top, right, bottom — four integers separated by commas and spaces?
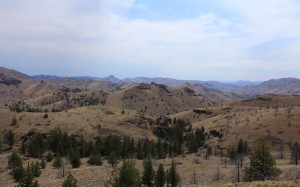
1, 67, 300, 186
231, 78, 300, 97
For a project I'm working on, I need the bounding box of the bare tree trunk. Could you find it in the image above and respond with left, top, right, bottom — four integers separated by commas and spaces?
237, 160, 240, 182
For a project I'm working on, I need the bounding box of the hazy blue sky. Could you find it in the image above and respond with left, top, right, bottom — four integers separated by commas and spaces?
1, 0, 300, 81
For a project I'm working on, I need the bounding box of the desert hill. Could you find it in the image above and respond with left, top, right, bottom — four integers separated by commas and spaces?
1, 67, 300, 186
105, 82, 237, 116
231, 78, 300, 97
124, 76, 239, 91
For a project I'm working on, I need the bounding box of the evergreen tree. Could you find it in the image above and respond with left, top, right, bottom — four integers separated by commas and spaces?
95, 137, 103, 155
228, 146, 237, 161
62, 174, 77, 187
112, 160, 140, 187
45, 151, 54, 162
87, 153, 102, 166
136, 139, 144, 160
168, 160, 180, 187
11, 115, 17, 126
155, 163, 166, 187
27, 134, 46, 157
108, 151, 118, 167
69, 150, 81, 168
156, 138, 164, 159
40, 159, 46, 169
243, 139, 281, 181
205, 146, 212, 160
142, 158, 156, 187
5, 130, 15, 148
0, 140, 2, 153
53, 155, 62, 168
8, 151, 22, 169
18, 163, 39, 187
291, 142, 300, 165
237, 139, 248, 166
11, 165, 25, 183
30, 161, 41, 177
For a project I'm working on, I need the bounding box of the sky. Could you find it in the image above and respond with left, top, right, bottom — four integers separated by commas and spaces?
1, 0, 300, 81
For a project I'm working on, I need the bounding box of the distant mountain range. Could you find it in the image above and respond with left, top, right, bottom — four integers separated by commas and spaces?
2, 67, 300, 98
32, 74, 261, 91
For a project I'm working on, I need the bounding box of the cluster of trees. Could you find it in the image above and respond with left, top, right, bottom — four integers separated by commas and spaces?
19, 123, 207, 169
155, 117, 207, 156
110, 159, 180, 187
8, 152, 41, 186
228, 138, 248, 166
9, 105, 61, 113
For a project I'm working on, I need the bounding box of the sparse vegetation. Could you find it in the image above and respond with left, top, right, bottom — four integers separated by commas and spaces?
1, 67, 300, 186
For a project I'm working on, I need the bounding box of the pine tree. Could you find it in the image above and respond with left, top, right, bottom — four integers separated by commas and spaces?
291, 142, 300, 165
5, 130, 15, 148
108, 151, 118, 167
88, 153, 102, 166
8, 151, 22, 169
205, 146, 212, 160
69, 150, 81, 168
19, 164, 39, 187
228, 146, 237, 161
243, 139, 281, 181
168, 160, 180, 187
156, 138, 164, 159
136, 139, 144, 160
53, 155, 62, 168
62, 174, 77, 187
142, 158, 156, 187
112, 160, 140, 187
155, 163, 166, 187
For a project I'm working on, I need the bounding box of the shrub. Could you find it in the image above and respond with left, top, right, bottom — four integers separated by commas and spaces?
62, 174, 77, 187
44, 114, 48, 118
45, 151, 54, 162
69, 151, 81, 168
53, 156, 62, 168
87, 154, 102, 166
8, 151, 22, 169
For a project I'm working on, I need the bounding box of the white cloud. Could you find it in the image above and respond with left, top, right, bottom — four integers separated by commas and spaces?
0, 0, 300, 80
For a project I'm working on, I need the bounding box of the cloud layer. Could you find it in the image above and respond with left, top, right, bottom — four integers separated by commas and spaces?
0, 0, 300, 80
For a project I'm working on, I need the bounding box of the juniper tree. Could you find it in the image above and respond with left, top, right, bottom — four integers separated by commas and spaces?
243, 139, 281, 181
168, 160, 180, 187
291, 142, 300, 165
155, 163, 166, 187
112, 160, 140, 187
5, 130, 15, 149
142, 158, 156, 187
62, 174, 77, 187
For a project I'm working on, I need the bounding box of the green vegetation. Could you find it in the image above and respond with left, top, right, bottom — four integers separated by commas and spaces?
87, 153, 102, 166
53, 155, 62, 168
291, 142, 300, 165
243, 139, 281, 181
62, 174, 77, 187
8, 152, 40, 186
155, 163, 166, 187
5, 130, 15, 149
112, 160, 141, 187
142, 158, 156, 187
167, 160, 180, 187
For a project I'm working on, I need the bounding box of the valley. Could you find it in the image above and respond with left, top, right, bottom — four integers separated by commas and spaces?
0, 67, 300, 187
